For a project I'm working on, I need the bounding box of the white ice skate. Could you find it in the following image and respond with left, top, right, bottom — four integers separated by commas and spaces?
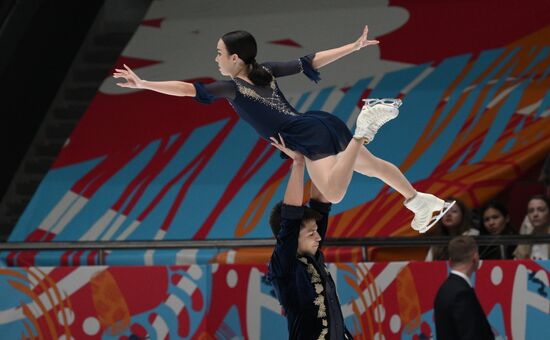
354, 98, 402, 143
404, 192, 456, 233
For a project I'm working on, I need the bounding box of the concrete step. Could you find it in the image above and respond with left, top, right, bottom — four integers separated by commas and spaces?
52, 107, 85, 121
45, 123, 75, 139
73, 66, 111, 83
62, 100, 91, 112
65, 85, 99, 101
93, 32, 133, 47
83, 46, 122, 64
15, 180, 41, 196
34, 141, 64, 157
0, 217, 19, 241
24, 157, 54, 174
6, 199, 28, 217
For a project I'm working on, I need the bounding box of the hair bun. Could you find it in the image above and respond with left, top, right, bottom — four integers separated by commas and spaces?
222, 31, 271, 86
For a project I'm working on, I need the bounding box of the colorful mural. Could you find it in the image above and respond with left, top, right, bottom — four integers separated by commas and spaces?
0, 260, 548, 339
2, 1, 549, 338
3, 0, 549, 266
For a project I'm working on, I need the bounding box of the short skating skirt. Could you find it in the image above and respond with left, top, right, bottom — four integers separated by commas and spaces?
277, 111, 353, 160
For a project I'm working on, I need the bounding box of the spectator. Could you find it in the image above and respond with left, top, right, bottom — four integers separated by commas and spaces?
514, 194, 550, 260
426, 198, 478, 261
518, 152, 550, 235
478, 201, 517, 259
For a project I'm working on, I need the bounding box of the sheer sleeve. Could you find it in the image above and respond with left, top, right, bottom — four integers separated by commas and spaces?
262, 53, 321, 83
193, 80, 236, 104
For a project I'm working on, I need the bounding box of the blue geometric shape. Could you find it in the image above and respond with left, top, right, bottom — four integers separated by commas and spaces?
487, 303, 506, 338
216, 305, 243, 339
525, 304, 550, 340
308, 86, 335, 111
8, 157, 102, 241
468, 77, 529, 164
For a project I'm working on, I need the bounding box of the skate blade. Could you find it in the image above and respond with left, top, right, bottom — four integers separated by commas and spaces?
362, 98, 402, 108
418, 200, 456, 234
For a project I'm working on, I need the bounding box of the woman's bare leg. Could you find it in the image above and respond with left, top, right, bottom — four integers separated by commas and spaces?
305, 138, 364, 203
305, 139, 417, 203
353, 147, 416, 199
352, 147, 454, 232
305, 141, 451, 233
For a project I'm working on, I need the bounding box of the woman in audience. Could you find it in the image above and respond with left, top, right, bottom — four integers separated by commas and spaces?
518, 152, 550, 235
426, 198, 478, 261
478, 201, 516, 259
514, 194, 550, 260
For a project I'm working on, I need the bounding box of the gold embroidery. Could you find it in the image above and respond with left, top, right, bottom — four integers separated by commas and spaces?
315, 283, 324, 294
314, 295, 324, 306
317, 327, 328, 340
299, 256, 329, 339
317, 302, 327, 318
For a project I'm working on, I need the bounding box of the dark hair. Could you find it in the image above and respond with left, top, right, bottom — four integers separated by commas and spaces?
527, 194, 550, 210
479, 200, 511, 235
221, 30, 272, 86
435, 197, 473, 236
431, 197, 474, 260
269, 201, 323, 237
448, 235, 477, 264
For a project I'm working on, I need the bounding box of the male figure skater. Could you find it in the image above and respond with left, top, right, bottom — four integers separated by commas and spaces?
268, 148, 352, 340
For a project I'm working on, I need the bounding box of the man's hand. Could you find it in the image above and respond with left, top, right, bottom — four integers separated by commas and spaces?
270, 134, 305, 164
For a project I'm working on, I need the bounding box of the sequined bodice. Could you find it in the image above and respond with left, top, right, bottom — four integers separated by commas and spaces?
193, 55, 321, 141
230, 77, 299, 139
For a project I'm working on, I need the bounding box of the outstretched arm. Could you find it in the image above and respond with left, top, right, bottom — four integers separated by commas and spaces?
268, 136, 305, 282
311, 25, 379, 70
113, 64, 196, 97
283, 157, 305, 205
270, 134, 305, 205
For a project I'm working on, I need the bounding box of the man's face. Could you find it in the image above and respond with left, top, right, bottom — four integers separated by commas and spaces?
297, 219, 321, 256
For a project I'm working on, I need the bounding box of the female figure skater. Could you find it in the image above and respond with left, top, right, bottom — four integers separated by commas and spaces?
113, 25, 453, 232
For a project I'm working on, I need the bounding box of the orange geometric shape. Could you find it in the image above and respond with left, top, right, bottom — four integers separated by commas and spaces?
90, 270, 131, 335
396, 266, 422, 334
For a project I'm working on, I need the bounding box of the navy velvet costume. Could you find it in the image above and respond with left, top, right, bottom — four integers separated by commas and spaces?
268, 200, 353, 340
193, 55, 353, 160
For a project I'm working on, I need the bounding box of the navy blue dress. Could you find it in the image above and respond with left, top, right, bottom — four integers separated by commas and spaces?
193, 55, 353, 160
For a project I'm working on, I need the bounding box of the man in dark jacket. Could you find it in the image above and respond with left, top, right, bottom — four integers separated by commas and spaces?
267, 150, 352, 340
434, 235, 494, 339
